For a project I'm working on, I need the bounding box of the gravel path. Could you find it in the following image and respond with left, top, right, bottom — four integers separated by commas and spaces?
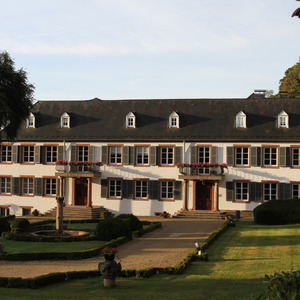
0, 219, 224, 278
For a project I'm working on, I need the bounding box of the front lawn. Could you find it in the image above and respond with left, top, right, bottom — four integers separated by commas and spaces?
1, 221, 300, 299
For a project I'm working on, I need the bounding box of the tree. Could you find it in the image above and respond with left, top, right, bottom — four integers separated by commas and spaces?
0, 51, 34, 141
278, 58, 300, 98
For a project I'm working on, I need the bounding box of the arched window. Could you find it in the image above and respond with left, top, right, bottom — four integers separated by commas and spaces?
60, 112, 70, 128
278, 110, 289, 128
236, 111, 246, 128
26, 113, 35, 128
126, 112, 136, 128
169, 111, 179, 128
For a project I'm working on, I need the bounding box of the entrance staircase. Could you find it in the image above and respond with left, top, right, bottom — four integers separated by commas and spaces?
172, 210, 253, 220
44, 205, 113, 219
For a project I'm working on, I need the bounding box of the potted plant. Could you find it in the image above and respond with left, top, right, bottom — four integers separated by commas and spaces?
55, 160, 68, 172
100, 246, 118, 260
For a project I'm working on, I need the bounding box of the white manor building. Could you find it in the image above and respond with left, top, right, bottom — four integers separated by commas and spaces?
0, 91, 299, 217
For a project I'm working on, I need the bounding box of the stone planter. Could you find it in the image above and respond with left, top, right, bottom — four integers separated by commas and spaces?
55, 165, 69, 172
98, 257, 122, 287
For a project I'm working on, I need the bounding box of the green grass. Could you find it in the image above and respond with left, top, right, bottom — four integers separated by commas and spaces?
0, 238, 106, 253
1, 221, 300, 299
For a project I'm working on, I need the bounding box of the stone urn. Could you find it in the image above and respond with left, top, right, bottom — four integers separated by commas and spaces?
98, 256, 122, 287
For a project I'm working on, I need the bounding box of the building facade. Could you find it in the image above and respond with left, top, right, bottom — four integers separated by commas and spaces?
0, 93, 299, 216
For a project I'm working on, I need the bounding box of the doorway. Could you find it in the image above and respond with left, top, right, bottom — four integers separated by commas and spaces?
74, 178, 88, 206
195, 181, 213, 210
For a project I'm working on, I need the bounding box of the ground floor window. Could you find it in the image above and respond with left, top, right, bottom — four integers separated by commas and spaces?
109, 179, 122, 199
21, 177, 34, 195
234, 182, 249, 201
263, 182, 278, 201
135, 180, 148, 199
160, 180, 174, 200
44, 178, 57, 196
292, 184, 300, 199
0, 177, 11, 195
0, 207, 10, 216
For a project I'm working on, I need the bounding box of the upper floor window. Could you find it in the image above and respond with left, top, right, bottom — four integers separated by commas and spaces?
160, 146, 174, 166
45, 146, 57, 164
278, 110, 289, 128
77, 145, 89, 171
0, 177, 11, 195
169, 111, 179, 128
26, 113, 35, 128
126, 112, 136, 128
263, 146, 278, 167
235, 111, 246, 128
22, 145, 35, 164
60, 112, 70, 128
292, 147, 300, 167
235, 146, 249, 166
0, 145, 11, 163
198, 146, 210, 174
136, 146, 149, 166
109, 146, 122, 165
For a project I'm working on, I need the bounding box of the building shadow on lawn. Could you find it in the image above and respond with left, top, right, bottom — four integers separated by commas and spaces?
232, 235, 300, 247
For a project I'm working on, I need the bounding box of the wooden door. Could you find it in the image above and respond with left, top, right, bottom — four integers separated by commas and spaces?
196, 182, 212, 210
74, 178, 88, 206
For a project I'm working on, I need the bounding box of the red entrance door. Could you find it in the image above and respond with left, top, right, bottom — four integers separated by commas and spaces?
196, 182, 212, 210
74, 178, 88, 206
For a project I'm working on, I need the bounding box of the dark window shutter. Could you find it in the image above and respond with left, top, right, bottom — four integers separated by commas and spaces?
101, 179, 107, 198
58, 146, 65, 161
226, 182, 233, 201
250, 182, 262, 202
286, 147, 291, 167
102, 146, 108, 164
123, 146, 130, 165
279, 183, 291, 200
211, 146, 218, 163
12, 146, 20, 163
123, 180, 133, 199
35, 146, 41, 164
149, 181, 159, 200
88, 146, 94, 161
40, 146, 44, 164
190, 146, 197, 163
175, 147, 182, 165
150, 146, 157, 166
12, 177, 20, 195
174, 181, 182, 200
227, 147, 234, 166
251, 147, 261, 167
70, 145, 76, 161
34, 178, 43, 196
130, 147, 134, 165
279, 147, 287, 167
56, 178, 60, 196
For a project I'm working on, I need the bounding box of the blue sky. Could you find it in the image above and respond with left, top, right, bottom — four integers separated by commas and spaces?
1, 0, 299, 101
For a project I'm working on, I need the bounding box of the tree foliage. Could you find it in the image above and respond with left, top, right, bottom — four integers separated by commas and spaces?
0, 51, 34, 141
278, 58, 300, 98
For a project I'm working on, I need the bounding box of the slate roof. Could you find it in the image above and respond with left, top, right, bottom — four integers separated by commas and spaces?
11, 96, 300, 143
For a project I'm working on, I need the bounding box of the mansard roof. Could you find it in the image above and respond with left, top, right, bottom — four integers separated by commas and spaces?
11, 96, 300, 142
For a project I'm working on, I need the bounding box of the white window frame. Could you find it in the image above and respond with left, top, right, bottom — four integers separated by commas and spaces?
109, 146, 122, 165
235, 147, 249, 166
263, 147, 278, 167
109, 179, 122, 199
292, 148, 300, 167
0, 177, 11, 195
160, 147, 174, 166
169, 111, 179, 128
45, 146, 58, 164
135, 180, 148, 199
22, 177, 34, 195
60, 112, 70, 128
278, 111, 289, 128
236, 111, 246, 128
126, 112, 136, 128
26, 113, 35, 128
136, 146, 149, 165
44, 178, 57, 196
292, 183, 300, 199
234, 181, 249, 201
263, 182, 278, 201
160, 180, 174, 200
198, 146, 210, 174
22, 145, 35, 163
1, 145, 12, 163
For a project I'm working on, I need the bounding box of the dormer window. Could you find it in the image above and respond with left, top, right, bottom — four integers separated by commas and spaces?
278, 110, 289, 128
169, 111, 179, 128
236, 111, 246, 128
60, 112, 70, 128
126, 112, 136, 128
26, 113, 35, 128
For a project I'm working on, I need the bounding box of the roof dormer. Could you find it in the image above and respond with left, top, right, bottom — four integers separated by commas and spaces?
60, 112, 70, 128
235, 111, 246, 128
126, 112, 136, 128
26, 113, 35, 128
169, 111, 179, 128
278, 110, 289, 128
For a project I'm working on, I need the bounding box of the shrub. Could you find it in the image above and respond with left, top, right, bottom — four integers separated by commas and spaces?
10, 218, 30, 234
254, 199, 300, 225
95, 218, 132, 241
114, 214, 143, 231
0, 218, 10, 234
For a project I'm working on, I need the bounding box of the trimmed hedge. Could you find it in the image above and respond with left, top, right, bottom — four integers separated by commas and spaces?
0, 218, 10, 234
114, 214, 143, 231
0, 221, 228, 288
10, 218, 30, 234
254, 199, 300, 225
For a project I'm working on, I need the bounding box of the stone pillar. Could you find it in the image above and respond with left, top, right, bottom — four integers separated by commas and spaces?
87, 178, 92, 207
182, 179, 188, 211
56, 196, 64, 234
